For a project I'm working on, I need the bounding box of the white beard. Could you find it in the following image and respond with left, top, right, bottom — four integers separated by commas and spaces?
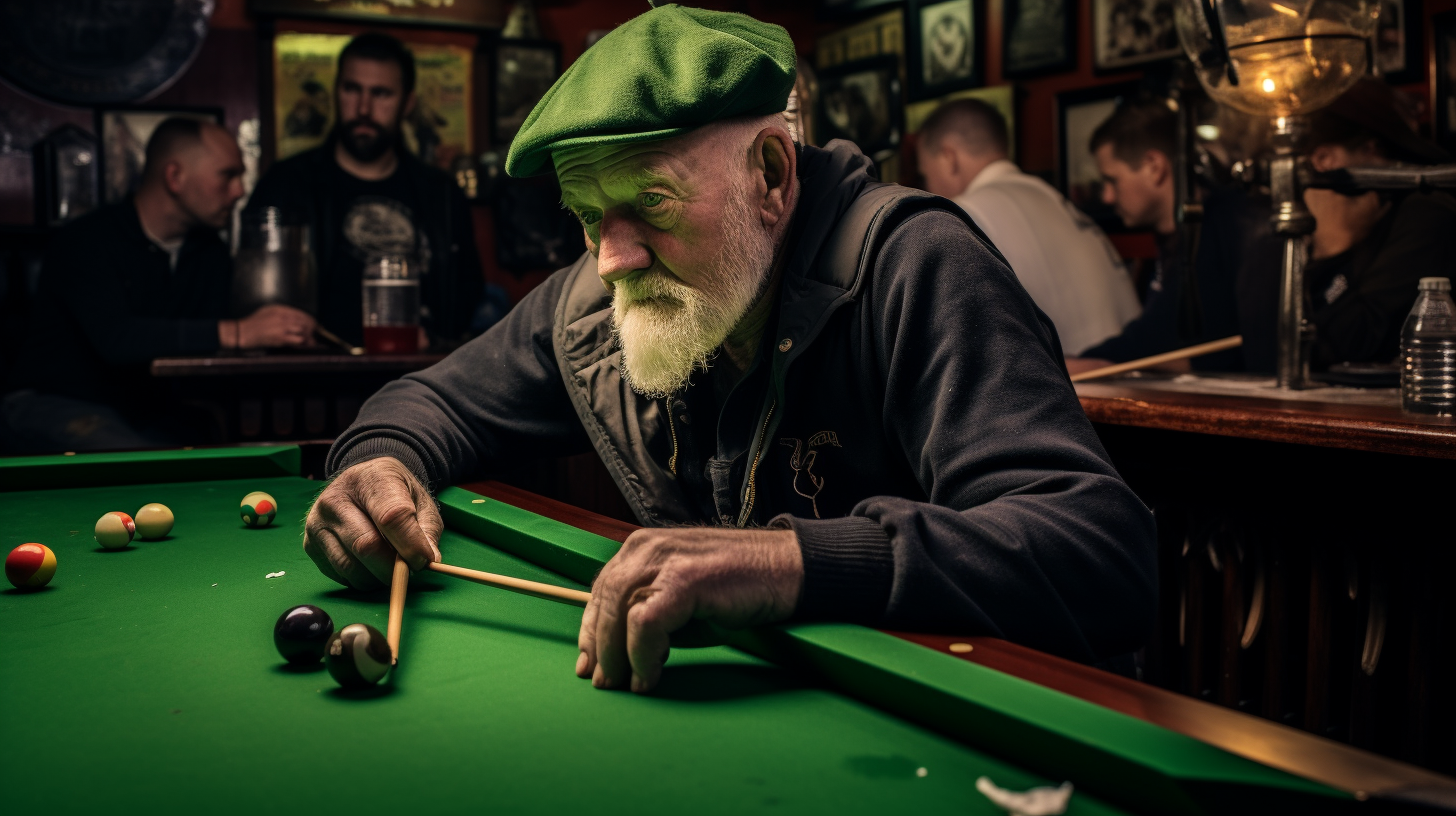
611, 181, 776, 399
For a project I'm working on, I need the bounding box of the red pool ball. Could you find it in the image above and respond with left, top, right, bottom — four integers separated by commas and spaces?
6, 543, 57, 589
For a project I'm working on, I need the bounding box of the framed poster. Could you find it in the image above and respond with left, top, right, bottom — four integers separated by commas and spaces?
1092, 0, 1181, 72
906, 0, 982, 101
1002, 0, 1075, 78
492, 39, 560, 147
1374, 0, 1421, 85
906, 85, 1016, 161
249, 0, 504, 31
815, 9, 903, 72
95, 106, 224, 204
1057, 83, 1140, 227
272, 32, 473, 171
1435, 11, 1456, 153
816, 56, 905, 159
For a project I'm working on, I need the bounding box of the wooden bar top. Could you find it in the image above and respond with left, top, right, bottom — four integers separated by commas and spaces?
1076, 375, 1456, 459
457, 479, 1456, 803
150, 352, 446, 377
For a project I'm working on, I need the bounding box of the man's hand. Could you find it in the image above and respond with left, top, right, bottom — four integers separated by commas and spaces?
303, 457, 442, 589
227, 304, 318, 349
577, 527, 802, 694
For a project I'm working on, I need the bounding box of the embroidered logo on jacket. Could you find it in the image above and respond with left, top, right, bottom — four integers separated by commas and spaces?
780, 431, 842, 519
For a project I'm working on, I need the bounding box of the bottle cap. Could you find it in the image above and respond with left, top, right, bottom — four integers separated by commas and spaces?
1419, 277, 1451, 291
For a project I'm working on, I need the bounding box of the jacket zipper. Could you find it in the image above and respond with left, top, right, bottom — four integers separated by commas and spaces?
666, 399, 679, 477
736, 399, 776, 527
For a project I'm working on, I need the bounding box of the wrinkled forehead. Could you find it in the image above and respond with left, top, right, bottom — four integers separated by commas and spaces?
553, 127, 744, 193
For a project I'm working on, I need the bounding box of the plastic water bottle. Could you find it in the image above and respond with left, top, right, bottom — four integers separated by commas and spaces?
1400, 277, 1456, 415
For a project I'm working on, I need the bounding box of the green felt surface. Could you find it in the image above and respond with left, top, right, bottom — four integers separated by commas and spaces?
1, 475, 1131, 816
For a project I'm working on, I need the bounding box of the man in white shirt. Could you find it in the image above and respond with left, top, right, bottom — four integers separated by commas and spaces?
916, 99, 1140, 356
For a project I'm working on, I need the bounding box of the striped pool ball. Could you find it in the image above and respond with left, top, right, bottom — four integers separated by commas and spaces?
94, 511, 136, 549
325, 623, 392, 688
5, 543, 56, 589
240, 492, 277, 528
134, 503, 175, 540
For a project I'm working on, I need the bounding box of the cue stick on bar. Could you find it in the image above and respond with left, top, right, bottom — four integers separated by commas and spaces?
314, 325, 365, 356
1069, 335, 1243, 383
427, 562, 591, 607
387, 555, 409, 665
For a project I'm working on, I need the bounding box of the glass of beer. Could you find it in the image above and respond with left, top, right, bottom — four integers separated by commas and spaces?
362, 254, 420, 354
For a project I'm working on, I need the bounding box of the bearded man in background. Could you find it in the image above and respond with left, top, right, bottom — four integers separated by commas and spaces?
246, 32, 483, 350
300, 5, 1157, 693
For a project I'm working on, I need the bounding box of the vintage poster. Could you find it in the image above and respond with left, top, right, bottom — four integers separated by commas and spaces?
273, 32, 472, 170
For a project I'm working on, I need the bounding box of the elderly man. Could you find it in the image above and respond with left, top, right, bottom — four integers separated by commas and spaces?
2, 118, 315, 453
303, 5, 1156, 693
916, 98, 1140, 356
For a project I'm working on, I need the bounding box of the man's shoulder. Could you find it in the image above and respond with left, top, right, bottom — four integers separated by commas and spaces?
397, 152, 462, 193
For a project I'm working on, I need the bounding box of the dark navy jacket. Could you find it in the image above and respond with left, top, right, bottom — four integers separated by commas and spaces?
328, 142, 1157, 664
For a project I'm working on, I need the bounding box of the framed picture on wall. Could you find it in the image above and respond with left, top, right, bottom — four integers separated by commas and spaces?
1002, 0, 1075, 78
1434, 11, 1456, 153
492, 39, 560, 147
816, 56, 905, 159
95, 106, 224, 205
1057, 82, 1139, 227
906, 0, 982, 101
1092, 0, 1180, 72
1375, 0, 1421, 85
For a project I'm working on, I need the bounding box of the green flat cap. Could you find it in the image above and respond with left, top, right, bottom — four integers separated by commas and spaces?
505, 2, 797, 177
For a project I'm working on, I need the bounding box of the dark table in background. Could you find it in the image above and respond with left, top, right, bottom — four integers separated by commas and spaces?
150, 352, 444, 444
1075, 374, 1456, 775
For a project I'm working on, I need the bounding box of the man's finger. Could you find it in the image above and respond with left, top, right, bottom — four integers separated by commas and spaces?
361, 471, 437, 571
625, 585, 692, 693
330, 498, 395, 587
577, 593, 600, 679
592, 569, 633, 689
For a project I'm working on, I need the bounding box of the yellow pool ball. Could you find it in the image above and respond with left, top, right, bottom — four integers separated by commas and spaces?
134, 503, 175, 540
94, 511, 135, 549
240, 491, 278, 528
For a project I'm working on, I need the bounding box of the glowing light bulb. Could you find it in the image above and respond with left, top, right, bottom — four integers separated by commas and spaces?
1262, 77, 1277, 93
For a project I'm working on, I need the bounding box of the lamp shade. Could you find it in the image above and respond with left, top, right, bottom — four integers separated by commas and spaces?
1175, 0, 1380, 117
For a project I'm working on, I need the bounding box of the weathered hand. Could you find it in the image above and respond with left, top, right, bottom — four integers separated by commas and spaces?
303, 457, 442, 589
577, 526, 803, 693
235, 304, 318, 348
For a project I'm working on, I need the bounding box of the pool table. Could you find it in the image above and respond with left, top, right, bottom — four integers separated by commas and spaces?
0, 446, 1449, 816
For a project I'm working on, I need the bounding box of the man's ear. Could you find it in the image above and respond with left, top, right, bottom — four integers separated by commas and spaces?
1144, 149, 1172, 185
163, 160, 187, 196
752, 127, 797, 229
403, 90, 418, 119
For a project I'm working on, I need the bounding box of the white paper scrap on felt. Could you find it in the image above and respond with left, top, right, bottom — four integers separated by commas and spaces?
976, 777, 1073, 816
266, 571, 286, 579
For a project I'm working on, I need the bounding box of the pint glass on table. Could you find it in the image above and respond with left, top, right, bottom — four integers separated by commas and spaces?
362, 255, 420, 354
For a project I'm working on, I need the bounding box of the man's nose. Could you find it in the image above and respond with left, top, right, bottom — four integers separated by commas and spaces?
595, 213, 653, 286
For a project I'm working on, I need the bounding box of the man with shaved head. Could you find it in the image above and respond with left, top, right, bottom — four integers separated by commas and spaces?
1, 119, 316, 452
917, 98, 1140, 356
302, 4, 1156, 692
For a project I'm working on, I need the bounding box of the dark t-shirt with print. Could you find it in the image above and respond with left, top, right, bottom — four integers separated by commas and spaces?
318, 162, 429, 344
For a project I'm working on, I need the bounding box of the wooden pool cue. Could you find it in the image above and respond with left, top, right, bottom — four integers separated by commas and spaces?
1069, 335, 1243, 383
386, 555, 410, 665
427, 561, 591, 606
314, 325, 365, 356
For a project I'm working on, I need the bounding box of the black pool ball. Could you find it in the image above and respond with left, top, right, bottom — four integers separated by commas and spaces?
325, 623, 392, 689
273, 605, 335, 665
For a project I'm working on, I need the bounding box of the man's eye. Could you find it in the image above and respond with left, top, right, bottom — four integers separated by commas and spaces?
640, 193, 665, 208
